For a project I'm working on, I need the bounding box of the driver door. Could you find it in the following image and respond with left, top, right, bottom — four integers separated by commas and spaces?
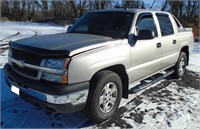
128, 13, 163, 83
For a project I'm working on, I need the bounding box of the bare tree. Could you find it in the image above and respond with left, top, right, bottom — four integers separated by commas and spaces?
0, 0, 198, 32
27, 0, 35, 20
1, 0, 10, 19
34, 0, 49, 18
161, 0, 168, 11
70, 1, 78, 18
149, 0, 157, 9
184, 0, 199, 24
77, 0, 87, 17
93, 0, 112, 10
121, 0, 142, 9
167, 0, 183, 18
0, 0, 2, 18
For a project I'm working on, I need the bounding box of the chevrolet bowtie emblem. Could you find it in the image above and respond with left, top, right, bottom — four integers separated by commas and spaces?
16, 60, 25, 68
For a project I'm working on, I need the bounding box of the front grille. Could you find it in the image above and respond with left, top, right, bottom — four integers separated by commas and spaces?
11, 48, 42, 65
10, 48, 42, 78
12, 63, 38, 78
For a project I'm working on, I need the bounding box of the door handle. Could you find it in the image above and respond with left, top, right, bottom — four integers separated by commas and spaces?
173, 40, 177, 44
157, 43, 162, 48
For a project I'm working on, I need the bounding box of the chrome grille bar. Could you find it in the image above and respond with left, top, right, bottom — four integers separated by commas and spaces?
9, 57, 67, 75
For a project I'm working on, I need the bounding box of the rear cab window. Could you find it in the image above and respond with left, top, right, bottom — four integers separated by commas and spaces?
172, 16, 185, 32
156, 13, 174, 36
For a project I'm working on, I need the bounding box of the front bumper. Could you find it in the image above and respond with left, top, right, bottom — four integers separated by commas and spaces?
3, 64, 89, 113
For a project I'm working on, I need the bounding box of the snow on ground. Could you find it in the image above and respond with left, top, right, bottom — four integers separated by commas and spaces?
98, 71, 200, 128
0, 21, 68, 67
0, 21, 67, 41
1, 70, 91, 128
0, 21, 200, 128
0, 21, 93, 128
185, 94, 200, 129
119, 81, 199, 129
187, 43, 200, 74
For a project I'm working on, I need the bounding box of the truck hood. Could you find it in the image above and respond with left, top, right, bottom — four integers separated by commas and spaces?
10, 33, 121, 57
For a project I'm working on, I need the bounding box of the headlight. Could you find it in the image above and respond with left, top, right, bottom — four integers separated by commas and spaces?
41, 58, 69, 84
42, 59, 65, 69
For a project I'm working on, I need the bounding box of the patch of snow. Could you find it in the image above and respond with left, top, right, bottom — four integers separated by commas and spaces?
1, 70, 90, 128
120, 80, 165, 107
185, 94, 200, 129
1, 22, 91, 128
107, 123, 121, 129
1, 97, 89, 128
0, 21, 68, 68
187, 42, 200, 73
121, 117, 138, 128
121, 82, 200, 129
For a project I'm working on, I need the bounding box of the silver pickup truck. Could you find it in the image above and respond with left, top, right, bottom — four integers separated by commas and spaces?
4, 9, 194, 122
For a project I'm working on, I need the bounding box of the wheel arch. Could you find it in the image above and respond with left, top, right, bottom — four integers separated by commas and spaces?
90, 64, 129, 99
180, 46, 189, 65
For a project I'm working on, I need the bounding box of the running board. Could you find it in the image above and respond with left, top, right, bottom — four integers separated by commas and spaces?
129, 69, 174, 94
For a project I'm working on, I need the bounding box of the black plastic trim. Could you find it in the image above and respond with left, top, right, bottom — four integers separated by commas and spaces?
10, 41, 70, 57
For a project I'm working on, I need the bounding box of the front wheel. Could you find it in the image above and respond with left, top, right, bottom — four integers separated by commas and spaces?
86, 70, 122, 123
173, 52, 187, 78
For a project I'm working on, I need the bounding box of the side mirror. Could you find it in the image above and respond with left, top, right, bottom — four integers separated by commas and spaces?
128, 34, 137, 46
138, 30, 155, 40
67, 25, 72, 32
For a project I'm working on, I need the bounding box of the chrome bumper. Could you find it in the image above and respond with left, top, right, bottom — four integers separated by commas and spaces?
6, 76, 89, 105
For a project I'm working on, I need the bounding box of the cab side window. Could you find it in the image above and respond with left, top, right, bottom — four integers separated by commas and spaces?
173, 16, 185, 32
156, 13, 174, 36
136, 13, 158, 37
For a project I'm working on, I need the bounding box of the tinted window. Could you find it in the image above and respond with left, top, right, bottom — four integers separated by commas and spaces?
156, 14, 174, 36
68, 12, 134, 39
173, 16, 185, 32
137, 14, 158, 37
173, 17, 181, 27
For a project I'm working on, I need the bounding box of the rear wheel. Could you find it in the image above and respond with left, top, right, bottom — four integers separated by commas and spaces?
86, 70, 122, 123
173, 52, 187, 78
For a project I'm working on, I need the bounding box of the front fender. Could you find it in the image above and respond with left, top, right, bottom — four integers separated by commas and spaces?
67, 44, 130, 84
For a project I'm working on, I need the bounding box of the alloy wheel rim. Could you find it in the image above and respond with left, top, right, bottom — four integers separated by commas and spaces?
179, 57, 185, 75
99, 82, 118, 113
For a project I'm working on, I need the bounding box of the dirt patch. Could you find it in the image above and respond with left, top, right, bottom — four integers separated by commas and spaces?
129, 112, 144, 123
174, 70, 200, 90
98, 107, 130, 128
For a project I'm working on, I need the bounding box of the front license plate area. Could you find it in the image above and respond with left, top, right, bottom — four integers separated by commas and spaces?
11, 85, 20, 95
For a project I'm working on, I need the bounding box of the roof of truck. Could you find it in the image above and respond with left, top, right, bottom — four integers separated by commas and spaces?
91, 8, 170, 14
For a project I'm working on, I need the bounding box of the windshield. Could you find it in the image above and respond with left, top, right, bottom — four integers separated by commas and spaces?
68, 12, 134, 39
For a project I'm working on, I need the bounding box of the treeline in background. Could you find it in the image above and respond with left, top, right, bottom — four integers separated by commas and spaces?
0, 0, 199, 36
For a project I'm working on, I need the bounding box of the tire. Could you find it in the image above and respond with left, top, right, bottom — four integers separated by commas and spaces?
173, 52, 187, 78
86, 70, 122, 123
